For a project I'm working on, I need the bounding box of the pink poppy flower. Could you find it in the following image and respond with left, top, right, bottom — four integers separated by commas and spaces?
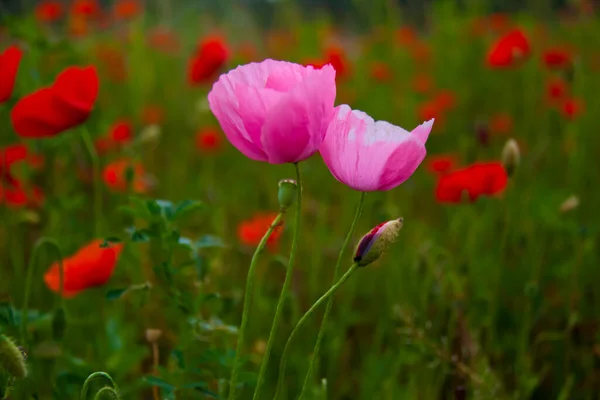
320, 104, 433, 191
208, 59, 336, 164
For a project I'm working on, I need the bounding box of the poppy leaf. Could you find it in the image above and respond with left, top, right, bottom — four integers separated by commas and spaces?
171, 200, 204, 221
105, 288, 129, 300
101, 237, 122, 248
143, 375, 176, 391
196, 235, 225, 249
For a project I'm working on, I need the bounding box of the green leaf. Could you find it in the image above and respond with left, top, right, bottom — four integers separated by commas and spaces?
171, 200, 204, 221
101, 237, 122, 248
105, 288, 129, 301
143, 375, 176, 391
196, 235, 225, 249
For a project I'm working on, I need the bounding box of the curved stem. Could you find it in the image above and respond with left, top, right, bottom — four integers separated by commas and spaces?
228, 212, 285, 400
299, 191, 365, 399
275, 264, 359, 400
80, 126, 101, 237
21, 237, 65, 345
253, 163, 303, 400
81, 372, 118, 400
93, 387, 120, 400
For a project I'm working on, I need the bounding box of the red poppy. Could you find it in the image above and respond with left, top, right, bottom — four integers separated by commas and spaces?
147, 27, 180, 55
95, 45, 127, 82
35, 1, 63, 22
542, 47, 572, 69
487, 29, 530, 68
418, 101, 443, 125
237, 41, 258, 63
237, 213, 282, 250
489, 113, 513, 135
410, 41, 431, 66
0, 46, 23, 104
0, 181, 44, 208
113, 0, 141, 20
369, 61, 392, 82
561, 98, 584, 120
0, 143, 43, 185
195, 127, 222, 153
69, 14, 89, 37
11, 66, 99, 138
436, 162, 508, 204
396, 26, 417, 47
546, 77, 568, 104
141, 105, 164, 125
433, 90, 456, 112
71, 0, 100, 17
426, 154, 458, 175
412, 73, 433, 94
103, 159, 148, 193
324, 46, 350, 80
95, 119, 133, 154
469, 17, 487, 38
188, 35, 229, 85
488, 13, 511, 34
44, 239, 123, 298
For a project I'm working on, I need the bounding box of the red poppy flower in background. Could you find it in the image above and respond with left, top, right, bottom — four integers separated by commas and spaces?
369, 61, 392, 82
546, 77, 568, 104
141, 105, 164, 125
95, 119, 133, 154
487, 29, 530, 68
113, 0, 141, 20
11, 66, 99, 138
412, 73, 433, 94
488, 13, 511, 34
433, 90, 457, 112
188, 35, 229, 85
147, 27, 180, 55
426, 154, 458, 175
396, 26, 417, 47
0, 46, 23, 104
0, 181, 44, 208
0, 143, 43, 184
195, 127, 222, 153
489, 113, 513, 135
561, 98, 584, 120
95, 45, 127, 82
237, 213, 282, 250
103, 159, 148, 193
35, 1, 63, 22
324, 45, 350, 80
542, 47, 572, 69
44, 239, 123, 298
418, 100, 443, 126
237, 41, 258, 63
71, 0, 100, 17
435, 162, 508, 204
410, 41, 431, 66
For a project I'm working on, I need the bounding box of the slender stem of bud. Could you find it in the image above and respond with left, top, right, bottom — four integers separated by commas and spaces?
81, 372, 118, 400
80, 126, 102, 237
228, 211, 285, 400
299, 191, 365, 399
253, 163, 303, 400
21, 238, 65, 346
275, 263, 359, 400
93, 387, 120, 400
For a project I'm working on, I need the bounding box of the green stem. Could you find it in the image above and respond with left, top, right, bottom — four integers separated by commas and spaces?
21, 237, 65, 345
93, 387, 120, 400
275, 264, 359, 400
299, 191, 365, 399
81, 372, 118, 400
253, 163, 303, 400
80, 127, 102, 237
228, 212, 285, 400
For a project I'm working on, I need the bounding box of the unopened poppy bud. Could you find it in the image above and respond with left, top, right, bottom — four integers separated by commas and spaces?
145, 329, 162, 343
560, 195, 579, 213
353, 218, 404, 267
278, 179, 297, 212
0, 335, 27, 379
138, 124, 161, 144
502, 138, 520, 177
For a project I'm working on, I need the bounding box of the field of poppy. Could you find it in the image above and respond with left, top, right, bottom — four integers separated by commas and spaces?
1, 0, 599, 399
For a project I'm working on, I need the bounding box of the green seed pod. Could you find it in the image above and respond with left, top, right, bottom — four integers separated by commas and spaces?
278, 179, 297, 212
501, 138, 520, 177
0, 335, 27, 379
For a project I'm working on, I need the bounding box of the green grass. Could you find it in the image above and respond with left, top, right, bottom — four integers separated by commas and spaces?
1, 1, 600, 399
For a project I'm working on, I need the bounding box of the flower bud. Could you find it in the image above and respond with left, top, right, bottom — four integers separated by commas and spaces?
0, 335, 27, 379
145, 329, 163, 343
560, 195, 579, 213
501, 138, 520, 177
278, 179, 297, 212
138, 124, 161, 144
353, 218, 404, 267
